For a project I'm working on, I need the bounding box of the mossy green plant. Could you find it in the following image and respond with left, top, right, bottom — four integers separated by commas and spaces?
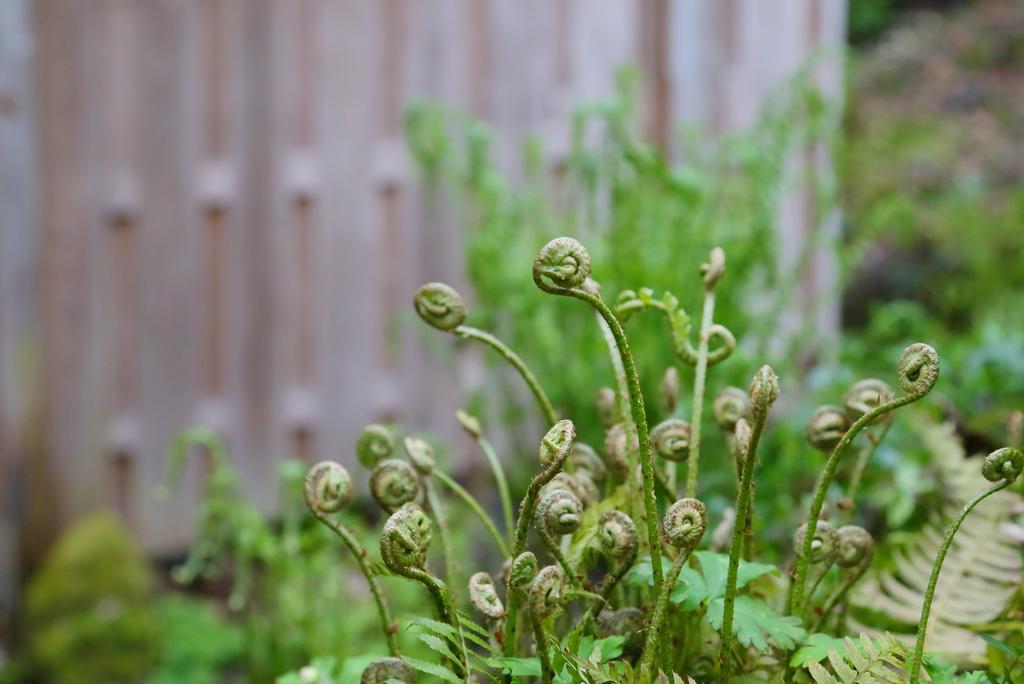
24, 511, 159, 684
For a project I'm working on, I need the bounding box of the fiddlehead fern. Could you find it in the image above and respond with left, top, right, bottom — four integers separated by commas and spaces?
805, 405, 850, 452
356, 424, 396, 469
413, 282, 467, 331
566, 509, 640, 652
908, 447, 1024, 683
568, 442, 607, 483
533, 237, 664, 588
793, 520, 840, 617
535, 488, 583, 583
415, 281, 557, 425
360, 657, 415, 684
468, 571, 505, 619
304, 462, 399, 656
842, 379, 894, 424
305, 460, 355, 514
595, 510, 639, 606
380, 503, 468, 677
812, 525, 874, 631
369, 458, 421, 513
639, 498, 708, 678
721, 366, 778, 673
401, 437, 458, 586
603, 422, 635, 478
527, 565, 567, 684
713, 387, 751, 433
505, 421, 574, 659
790, 344, 940, 615
650, 418, 692, 463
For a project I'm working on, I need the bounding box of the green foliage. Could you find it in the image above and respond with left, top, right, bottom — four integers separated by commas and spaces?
23, 511, 159, 684
843, 0, 1024, 336
802, 633, 908, 683
145, 595, 243, 684
160, 434, 428, 680
406, 66, 840, 449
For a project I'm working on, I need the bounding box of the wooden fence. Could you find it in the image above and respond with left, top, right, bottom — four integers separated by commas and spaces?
1, 0, 846, 610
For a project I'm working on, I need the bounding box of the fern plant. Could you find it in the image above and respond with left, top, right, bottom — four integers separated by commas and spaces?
284, 236, 1024, 683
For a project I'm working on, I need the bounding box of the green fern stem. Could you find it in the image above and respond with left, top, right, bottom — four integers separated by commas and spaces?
406, 566, 470, 679
537, 526, 579, 587
563, 290, 663, 587
720, 408, 772, 671
639, 546, 697, 679
505, 422, 574, 659
811, 562, 871, 633
531, 615, 556, 684
685, 287, 716, 499
475, 431, 515, 546
789, 402, 908, 615
532, 238, 663, 588
789, 343, 939, 615
908, 477, 1015, 682
433, 469, 511, 558
424, 479, 459, 590
313, 513, 399, 657
841, 421, 892, 522
455, 325, 558, 427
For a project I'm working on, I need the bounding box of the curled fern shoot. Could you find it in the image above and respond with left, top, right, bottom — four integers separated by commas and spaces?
505, 421, 574, 659
720, 365, 778, 673
595, 509, 639, 610
794, 520, 840, 618
369, 458, 421, 513
685, 248, 731, 498
360, 657, 415, 684
356, 423, 396, 468
304, 461, 399, 656
533, 237, 664, 589
639, 498, 708, 679
527, 565, 566, 684
414, 282, 557, 426
907, 447, 1024, 683
468, 571, 505, 620
380, 502, 468, 677
535, 487, 584, 584
812, 525, 874, 632
402, 437, 458, 587
789, 343, 940, 615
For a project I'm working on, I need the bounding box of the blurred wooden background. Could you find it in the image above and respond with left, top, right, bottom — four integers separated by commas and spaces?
0, 0, 846, 625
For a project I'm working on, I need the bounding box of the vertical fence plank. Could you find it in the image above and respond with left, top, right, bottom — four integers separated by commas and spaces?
0, 0, 38, 638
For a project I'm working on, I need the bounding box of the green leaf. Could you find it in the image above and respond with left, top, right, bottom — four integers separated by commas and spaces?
790, 633, 848, 667
669, 551, 778, 610
979, 633, 1024, 658
413, 632, 461, 664
404, 616, 458, 638
705, 595, 806, 652
401, 655, 463, 684
488, 657, 542, 677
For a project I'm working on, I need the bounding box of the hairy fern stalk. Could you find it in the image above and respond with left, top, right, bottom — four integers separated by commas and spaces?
168, 237, 1023, 682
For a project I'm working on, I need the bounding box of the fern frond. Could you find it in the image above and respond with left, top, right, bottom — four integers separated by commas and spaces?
805, 633, 909, 683
849, 421, 1023, 664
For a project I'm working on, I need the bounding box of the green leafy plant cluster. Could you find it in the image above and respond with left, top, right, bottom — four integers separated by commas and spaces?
155, 429, 428, 680
300, 237, 1022, 682
405, 67, 840, 449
